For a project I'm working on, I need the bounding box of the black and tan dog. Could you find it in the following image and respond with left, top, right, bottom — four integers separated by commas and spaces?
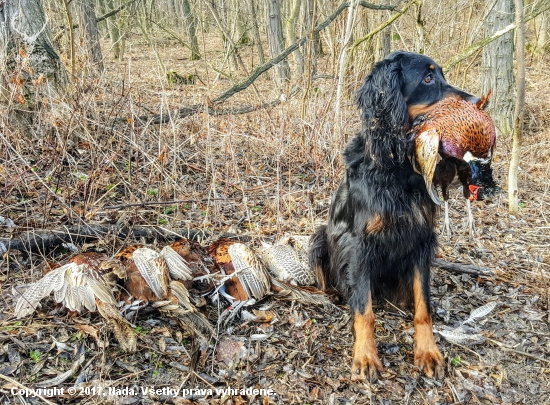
310, 51, 479, 381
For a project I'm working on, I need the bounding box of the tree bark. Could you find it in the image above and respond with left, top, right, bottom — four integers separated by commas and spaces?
0, 0, 69, 107
99, 0, 124, 59
248, 0, 266, 64
536, 11, 548, 52
413, 0, 425, 54
481, 0, 515, 136
74, 0, 104, 72
264, 0, 291, 86
181, 0, 201, 60
375, 0, 391, 62
509, 0, 525, 216
287, 0, 304, 75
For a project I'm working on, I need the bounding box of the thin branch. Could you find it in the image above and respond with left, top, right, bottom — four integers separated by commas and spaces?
351, 0, 414, 51
53, 0, 140, 42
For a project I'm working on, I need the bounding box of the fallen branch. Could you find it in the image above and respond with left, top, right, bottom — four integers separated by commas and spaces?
433, 259, 493, 276
0, 226, 250, 253
143, 98, 284, 125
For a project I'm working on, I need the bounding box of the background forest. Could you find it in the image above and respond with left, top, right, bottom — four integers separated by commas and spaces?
0, 0, 550, 404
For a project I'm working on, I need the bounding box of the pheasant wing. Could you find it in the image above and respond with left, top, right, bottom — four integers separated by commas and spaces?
132, 248, 169, 299
414, 128, 442, 205
160, 245, 192, 281
14, 266, 67, 318
228, 243, 270, 300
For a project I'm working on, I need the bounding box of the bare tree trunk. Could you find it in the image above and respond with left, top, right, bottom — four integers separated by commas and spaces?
287, 0, 304, 75
75, 0, 104, 73
375, 0, 391, 62
414, 0, 425, 54
303, 0, 317, 74
181, 0, 201, 60
235, 1, 250, 46
335, 0, 357, 129
264, 0, 290, 86
308, 0, 324, 55
509, 0, 525, 216
536, 11, 548, 52
0, 0, 68, 106
481, 0, 515, 136
248, 0, 266, 64
99, 0, 124, 59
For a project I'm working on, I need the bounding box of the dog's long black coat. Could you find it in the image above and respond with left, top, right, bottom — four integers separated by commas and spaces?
310, 51, 478, 380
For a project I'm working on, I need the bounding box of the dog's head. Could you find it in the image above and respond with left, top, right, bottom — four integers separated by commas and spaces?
356, 51, 478, 166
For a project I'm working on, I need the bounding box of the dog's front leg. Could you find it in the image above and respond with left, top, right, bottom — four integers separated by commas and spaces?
350, 288, 383, 382
412, 267, 444, 378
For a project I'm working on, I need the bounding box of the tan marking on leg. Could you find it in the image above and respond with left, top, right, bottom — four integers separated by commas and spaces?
351, 297, 383, 382
413, 272, 444, 379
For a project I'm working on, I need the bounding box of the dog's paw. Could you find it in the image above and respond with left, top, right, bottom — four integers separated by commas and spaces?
350, 347, 383, 382
414, 341, 444, 379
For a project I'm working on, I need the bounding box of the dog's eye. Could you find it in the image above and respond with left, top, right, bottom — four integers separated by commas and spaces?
424, 74, 433, 83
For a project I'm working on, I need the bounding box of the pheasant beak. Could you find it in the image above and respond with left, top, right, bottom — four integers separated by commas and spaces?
469, 185, 480, 201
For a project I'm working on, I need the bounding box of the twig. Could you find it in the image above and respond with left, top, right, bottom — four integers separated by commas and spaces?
433, 259, 493, 276
351, 0, 414, 51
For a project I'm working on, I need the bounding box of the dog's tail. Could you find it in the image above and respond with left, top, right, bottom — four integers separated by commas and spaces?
309, 225, 330, 291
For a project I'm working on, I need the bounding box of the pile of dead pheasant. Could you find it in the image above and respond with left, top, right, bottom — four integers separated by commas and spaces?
12, 236, 329, 351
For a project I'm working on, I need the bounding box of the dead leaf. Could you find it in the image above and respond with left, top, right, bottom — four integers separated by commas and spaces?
215, 337, 246, 366
75, 324, 99, 340
158, 145, 170, 166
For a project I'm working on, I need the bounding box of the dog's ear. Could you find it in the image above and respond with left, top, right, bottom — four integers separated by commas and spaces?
356, 55, 409, 166
357, 55, 409, 126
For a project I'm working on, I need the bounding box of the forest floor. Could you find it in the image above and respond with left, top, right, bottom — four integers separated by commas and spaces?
0, 37, 549, 405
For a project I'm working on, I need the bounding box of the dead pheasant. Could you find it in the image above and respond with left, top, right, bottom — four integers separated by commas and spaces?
256, 235, 315, 286
115, 245, 213, 337
13, 252, 136, 352
207, 238, 271, 302
412, 92, 498, 236
208, 238, 331, 308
